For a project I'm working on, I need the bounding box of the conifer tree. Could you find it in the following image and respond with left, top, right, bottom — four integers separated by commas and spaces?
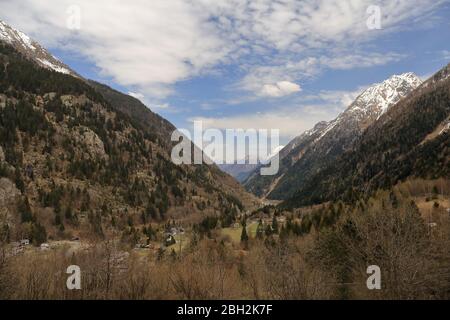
271, 216, 279, 234
19, 197, 33, 223
256, 219, 264, 239
240, 218, 249, 243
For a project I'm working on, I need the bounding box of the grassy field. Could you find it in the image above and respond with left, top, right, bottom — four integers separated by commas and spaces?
220, 221, 259, 244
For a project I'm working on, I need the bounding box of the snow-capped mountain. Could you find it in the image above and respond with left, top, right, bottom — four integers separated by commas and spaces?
317, 73, 423, 142
284, 62, 450, 208
0, 19, 76, 76
244, 73, 423, 199
345, 73, 421, 121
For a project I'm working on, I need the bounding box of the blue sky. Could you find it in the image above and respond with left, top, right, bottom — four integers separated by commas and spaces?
1, 0, 450, 148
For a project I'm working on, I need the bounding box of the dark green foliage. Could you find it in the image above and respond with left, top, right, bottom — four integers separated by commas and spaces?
311, 195, 433, 299
271, 216, 279, 234
31, 223, 47, 246
0, 40, 248, 245
18, 197, 33, 223
194, 216, 218, 236
240, 218, 249, 243
143, 224, 156, 241
0, 163, 10, 178
88, 212, 104, 238
256, 219, 264, 239
14, 169, 25, 193
0, 43, 105, 103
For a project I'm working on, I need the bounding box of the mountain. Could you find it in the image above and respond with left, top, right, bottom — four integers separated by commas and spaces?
0, 20, 257, 243
243, 121, 329, 197
218, 156, 259, 182
283, 63, 450, 208
0, 20, 76, 76
244, 72, 423, 200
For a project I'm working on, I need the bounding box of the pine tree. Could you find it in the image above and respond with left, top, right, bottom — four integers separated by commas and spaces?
240, 219, 249, 243
256, 219, 264, 239
19, 197, 33, 223
32, 223, 47, 246
15, 169, 25, 193
271, 216, 279, 234
65, 206, 73, 220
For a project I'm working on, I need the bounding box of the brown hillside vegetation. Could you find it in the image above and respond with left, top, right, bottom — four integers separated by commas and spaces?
1, 184, 449, 300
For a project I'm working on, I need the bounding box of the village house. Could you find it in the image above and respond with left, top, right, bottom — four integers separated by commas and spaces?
170, 227, 178, 236
164, 234, 176, 247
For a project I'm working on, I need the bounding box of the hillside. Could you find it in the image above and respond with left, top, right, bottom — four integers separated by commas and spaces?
283, 63, 450, 208
0, 40, 257, 244
245, 73, 422, 200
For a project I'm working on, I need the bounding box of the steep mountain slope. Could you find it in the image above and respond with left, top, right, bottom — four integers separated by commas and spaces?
243, 121, 329, 197
283, 63, 450, 208
87, 81, 175, 147
244, 73, 422, 199
0, 20, 76, 76
0, 22, 257, 243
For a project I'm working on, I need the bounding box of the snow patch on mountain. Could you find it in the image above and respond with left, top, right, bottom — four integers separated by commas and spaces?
313, 73, 422, 144
36, 58, 71, 74
352, 73, 422, 120
0, 20, 36, 51
0, 19, 76, 77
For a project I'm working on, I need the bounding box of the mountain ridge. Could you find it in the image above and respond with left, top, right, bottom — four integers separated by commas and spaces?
0, 21, 258, 244
0, 20, 77, 77
283, 62, 450, 207
244, 72, 423, 200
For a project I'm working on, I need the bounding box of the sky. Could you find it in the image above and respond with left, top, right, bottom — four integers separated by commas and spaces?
1, 0, 450, 154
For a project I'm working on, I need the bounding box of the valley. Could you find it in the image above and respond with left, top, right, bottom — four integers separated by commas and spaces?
0, 17, 449, 300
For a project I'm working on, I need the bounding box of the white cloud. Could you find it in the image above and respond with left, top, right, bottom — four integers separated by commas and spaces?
128, 91, 145, 101
301, 88, 367, 110
192, 84, 368, 141
0, 0, 445, 99
192, 110, 325, 141
321, 53, 406, 70
0, 0, 229, 98
151, 103, 170, 110
193, 102, 339, 141
441, 50, 450, 61
237, 52, 405, 97
261, 81, 301, 97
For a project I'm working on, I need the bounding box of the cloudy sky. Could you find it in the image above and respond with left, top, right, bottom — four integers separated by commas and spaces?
1, 0, 450, 147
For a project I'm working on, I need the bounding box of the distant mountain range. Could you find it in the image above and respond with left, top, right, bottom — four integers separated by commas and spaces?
218, 155, 259, 183
218, 146, 284, 182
